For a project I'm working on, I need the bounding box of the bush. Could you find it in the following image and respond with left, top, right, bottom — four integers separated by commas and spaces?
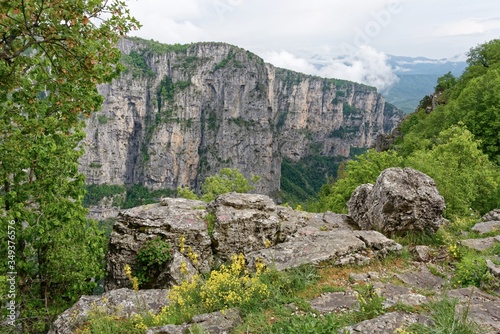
135, 238, 172, 286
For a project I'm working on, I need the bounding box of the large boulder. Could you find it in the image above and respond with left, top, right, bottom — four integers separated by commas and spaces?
208, 193, 281, 262
48, 288, 169, 334
348, 168, 445, 236
105, 198, 212, 291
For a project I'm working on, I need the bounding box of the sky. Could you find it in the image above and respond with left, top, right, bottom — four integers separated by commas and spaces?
125, 0, 500, 91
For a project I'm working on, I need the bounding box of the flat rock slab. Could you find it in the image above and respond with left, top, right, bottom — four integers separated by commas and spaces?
308, 291, 359, 313
396, 266, 445, 291
146, 308, 242, 334
373, 282, 428, 308
448, 287, 500, 334
49, 288, 170, 334
343, 311, 430, 333
246, 230, 402, 271
461, 236, 500, 252
471, 221, 500, 234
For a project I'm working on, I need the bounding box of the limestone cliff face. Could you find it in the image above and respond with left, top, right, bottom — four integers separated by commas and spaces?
79, 38, 402, 196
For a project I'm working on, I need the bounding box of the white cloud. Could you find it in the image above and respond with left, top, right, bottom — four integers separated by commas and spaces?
263, 51, 318, 74
263, 46, 398, 92
319, 46, 399, 92
436, 17, 500, 37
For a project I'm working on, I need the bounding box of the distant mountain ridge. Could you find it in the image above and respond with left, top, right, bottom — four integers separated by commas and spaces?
383, 55, 467, 113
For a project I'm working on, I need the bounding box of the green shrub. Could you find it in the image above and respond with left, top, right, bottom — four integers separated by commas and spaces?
177, 186, 199, 200
135, 238, 172, 286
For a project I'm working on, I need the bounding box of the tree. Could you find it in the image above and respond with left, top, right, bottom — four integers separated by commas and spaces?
451, 69, 500, 162
0, 1, 139, 332
406, 125, 499, 217
200, 168, 259, 202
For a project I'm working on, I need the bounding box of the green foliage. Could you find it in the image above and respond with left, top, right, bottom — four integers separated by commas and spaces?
0, 1, 139, 331
205, 212, 216, 236
135, 238, 172, 286
408, 296, 481, 334
97, 114, 108, 124
157, 76, 175, 108
153, 254, 269, 325
177, 186, 199, 200
201, 168, 259, 202
264, 312, 342, 334
127, 37, 191, 54
121, 49, 154, 77
451, 243, 500, 291
313, 149, 404, 213
396, 39, 500, 164
83, 184, 175, 210
83, 184, 127, 207
405, 125, 499, 217
207, 110, 218, 131
229, 116, 257, 129
315, 38, 500, 220
436, 71, 457, 92
451, 68, 500, 161
343, 103, 360, 115
97, 217, 117, 240
123, 185, 176, 209
280, 156, 342, 207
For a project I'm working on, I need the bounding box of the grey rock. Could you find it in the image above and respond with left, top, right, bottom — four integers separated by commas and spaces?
79, 39, 402, 200
48, 288, 169, 334
208, 193, 281, 262
396, 266, 445, 291
373, 282, 428, 308
486, 259, 500, 277
482, 209, 500, 222
106, 198, 212, 291
167, 251, 199, 286
246, 230, 401, 271
343, 311, 430, 333
106, 193, 403, 290
348, 168, 445, 236
349, 271, 380, 282
448, 287, 500, 334
146, 309, 242, 334
461, 236, 499, 252
309, 291, 359, 313
471, 221, 500, 234
413, 245, 433, 262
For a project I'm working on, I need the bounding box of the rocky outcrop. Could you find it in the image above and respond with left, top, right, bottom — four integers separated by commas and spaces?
105, 197, 211, 291
79, 38, 403, 197
245, 230, 402, 271
106, 193, 401, 291
482, 209, 500, 222
348, 167, 445, 236
48, 288, 169, 334
208, 193, 280, 262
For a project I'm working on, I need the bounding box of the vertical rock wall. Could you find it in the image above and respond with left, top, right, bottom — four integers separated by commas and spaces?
79, 38, 403, 197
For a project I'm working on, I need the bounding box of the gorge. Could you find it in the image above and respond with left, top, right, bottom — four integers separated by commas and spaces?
79, 37, 403, 200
